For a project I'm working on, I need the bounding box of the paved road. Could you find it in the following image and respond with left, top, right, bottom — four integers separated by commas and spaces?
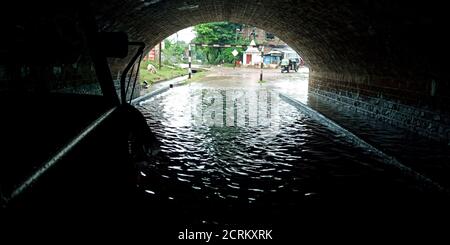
140, 66, 310, 102
188, 66, 310, 102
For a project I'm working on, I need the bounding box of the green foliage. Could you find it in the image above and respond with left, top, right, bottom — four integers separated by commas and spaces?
163, 40, 187, 64
193, 22, 247, 65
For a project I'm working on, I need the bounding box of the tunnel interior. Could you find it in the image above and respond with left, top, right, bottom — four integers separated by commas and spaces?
1, 0, 450, 237
101, 0, 450, 142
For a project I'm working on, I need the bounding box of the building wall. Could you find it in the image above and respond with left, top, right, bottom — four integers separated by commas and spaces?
243, 52, 262, 66
240, 25, 286, 46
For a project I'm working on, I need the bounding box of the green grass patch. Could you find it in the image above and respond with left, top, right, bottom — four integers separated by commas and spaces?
140, 61, 187, 85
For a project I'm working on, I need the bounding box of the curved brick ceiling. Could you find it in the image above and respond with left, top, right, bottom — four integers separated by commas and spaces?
92, 0, 447, 80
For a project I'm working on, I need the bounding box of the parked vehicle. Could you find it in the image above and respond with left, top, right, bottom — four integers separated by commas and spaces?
290, 58, 299, 72
280, 58, 290, 73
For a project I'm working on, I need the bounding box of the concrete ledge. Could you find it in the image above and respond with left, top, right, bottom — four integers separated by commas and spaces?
131, 75, 188, 105
279, 92, 448, 194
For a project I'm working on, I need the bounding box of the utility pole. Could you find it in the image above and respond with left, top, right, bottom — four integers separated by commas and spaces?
260, 45, 264, 82
188, 43, 192, 79
158, 42, 162, 69
235, 28, 240, 69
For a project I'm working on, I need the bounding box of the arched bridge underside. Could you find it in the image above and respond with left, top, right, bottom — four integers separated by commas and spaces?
94, 0, 450, 142
1, 1, 450, 235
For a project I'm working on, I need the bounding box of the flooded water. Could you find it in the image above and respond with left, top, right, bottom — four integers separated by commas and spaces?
307, 95, 450, 189
134, 83, 431, 225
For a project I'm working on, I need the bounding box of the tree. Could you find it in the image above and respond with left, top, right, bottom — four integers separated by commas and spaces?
193, 22, 246, 65
163, 39, 187, 64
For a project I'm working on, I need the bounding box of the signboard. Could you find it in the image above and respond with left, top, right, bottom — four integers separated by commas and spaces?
232, 49, 239, 57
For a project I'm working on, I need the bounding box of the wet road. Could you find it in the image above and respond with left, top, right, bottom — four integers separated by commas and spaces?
133, 67, 441, 225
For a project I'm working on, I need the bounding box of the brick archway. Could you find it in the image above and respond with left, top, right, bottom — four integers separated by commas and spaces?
93, 0, 450, 142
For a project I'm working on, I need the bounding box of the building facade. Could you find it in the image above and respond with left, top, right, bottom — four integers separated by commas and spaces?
239, 25, 301, 67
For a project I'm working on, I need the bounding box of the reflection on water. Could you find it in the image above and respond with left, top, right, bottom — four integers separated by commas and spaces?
135, 85, 425, 224
139, 88, 280, 129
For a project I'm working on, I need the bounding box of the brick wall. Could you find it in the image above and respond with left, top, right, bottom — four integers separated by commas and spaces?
92, 0, 450, 143
309, 71, 450, 143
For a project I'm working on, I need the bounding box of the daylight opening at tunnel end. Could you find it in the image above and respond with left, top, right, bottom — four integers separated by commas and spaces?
137, 23, 309, 100
135, 22, 309, 130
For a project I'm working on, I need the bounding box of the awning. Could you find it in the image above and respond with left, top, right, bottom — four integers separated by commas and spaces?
268, 50, 282, 56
